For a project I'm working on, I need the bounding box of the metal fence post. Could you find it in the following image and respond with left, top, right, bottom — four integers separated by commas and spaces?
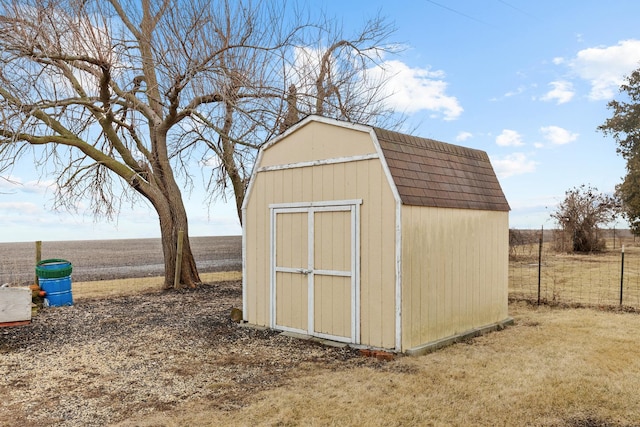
620, 245, 625, 306
538, 226, 543, 305
35, 241, 42, 286
174, 230, 184, 289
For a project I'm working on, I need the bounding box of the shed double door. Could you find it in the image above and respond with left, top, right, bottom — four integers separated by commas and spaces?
271, 202, 360, 343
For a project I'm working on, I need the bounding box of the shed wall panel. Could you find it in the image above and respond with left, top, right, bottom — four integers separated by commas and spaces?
244, 172, 269, 326
314, 275, 351, 337
400, 206, 509, 350
244, 156, 397, 349
314, 210, 350, 272
273, 212, 309, 331
259, 121, 377, 168
275, 271, 308, 331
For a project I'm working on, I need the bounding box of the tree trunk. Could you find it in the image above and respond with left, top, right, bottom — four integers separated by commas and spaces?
147, 174, 200, 289
154, 163, 201, 289
221, 96, 246, 225
158, 201, 201, 289
133, 135, 201, 289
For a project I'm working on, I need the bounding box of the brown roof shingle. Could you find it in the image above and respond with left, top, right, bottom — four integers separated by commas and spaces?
373, 127, 510, 212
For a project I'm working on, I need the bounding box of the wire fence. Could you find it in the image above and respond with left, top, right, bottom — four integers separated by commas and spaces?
4, 232, 640, 310
509, 228, 640, 309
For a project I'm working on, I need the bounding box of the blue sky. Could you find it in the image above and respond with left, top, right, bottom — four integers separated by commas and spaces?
1, 0, 639, 242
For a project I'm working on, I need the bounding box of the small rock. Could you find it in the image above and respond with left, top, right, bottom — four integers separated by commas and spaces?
230, 307, 243, 323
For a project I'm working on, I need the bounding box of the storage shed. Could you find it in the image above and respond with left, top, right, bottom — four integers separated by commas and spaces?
242, 115, 512, 354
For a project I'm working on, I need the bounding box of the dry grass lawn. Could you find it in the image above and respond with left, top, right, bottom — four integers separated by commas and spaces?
6, 234, 639, 425
116, 302, 640, 427
71, 271, 241, 299
510, 239, 640, 308
9, 267, 639, 426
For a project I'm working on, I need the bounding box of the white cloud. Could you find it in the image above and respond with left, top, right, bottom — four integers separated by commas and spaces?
369, 60, 463, 120
0, 177, 16, 192
569, 39, 640, 100
496, 129, 525, 147
200, 156, 221, 169
552, 57, 565, 65
504, 86, 525, 97
491, 85, 533, 102
540, 81, 574, 104
22, 180, 55, 194
540, 125, 579, 145
0, 175, 54, 194
456, 131, 472, 142
0, 201, 41, 215
288, 48, 462, 121
490, 153, 537, 178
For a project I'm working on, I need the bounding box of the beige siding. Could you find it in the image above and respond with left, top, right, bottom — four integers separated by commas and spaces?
244, 169, 269, 326
313, 210, 351, 339
244, 124, 397, 349
314, 275, 351, 337
314, 210, 350, 272
259, 121, 376, 167
274, 212, 308, 331
246, 118, 511, 352
275, 271, 308, 330
400, 206, 509, 350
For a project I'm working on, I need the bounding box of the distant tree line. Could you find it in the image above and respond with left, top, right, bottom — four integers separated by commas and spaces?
546, 65, 640, 253
600, 68, 640, 236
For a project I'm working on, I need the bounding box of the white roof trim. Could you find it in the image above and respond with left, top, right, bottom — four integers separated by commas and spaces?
242, 115, 377, 212
260, 115, 374, 152
368, 128, 404, 351
256, 153, 379, 173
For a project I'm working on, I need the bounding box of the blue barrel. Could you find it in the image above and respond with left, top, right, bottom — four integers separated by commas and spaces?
36, 259, 73, 307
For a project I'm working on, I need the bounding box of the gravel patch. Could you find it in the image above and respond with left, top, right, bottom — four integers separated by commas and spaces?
0, 280, 368, 427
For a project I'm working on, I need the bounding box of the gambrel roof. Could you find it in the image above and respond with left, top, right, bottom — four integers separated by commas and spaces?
373, 127, 510, 212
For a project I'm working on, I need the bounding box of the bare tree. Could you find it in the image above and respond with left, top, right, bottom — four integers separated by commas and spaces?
184, 12, 402, 223
599, 69, 640, 235
551, 185, 618, 253
0, 0, 402, 289
0, 0, 297, 288
298, 15, 400, 125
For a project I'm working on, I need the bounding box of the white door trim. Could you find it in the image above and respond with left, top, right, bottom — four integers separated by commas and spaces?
270, 200, 361, 344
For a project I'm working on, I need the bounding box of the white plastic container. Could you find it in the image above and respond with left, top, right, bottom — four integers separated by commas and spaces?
0, 287, 31, 325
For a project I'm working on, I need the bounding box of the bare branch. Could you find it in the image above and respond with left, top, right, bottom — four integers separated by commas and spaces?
0, 0, 403, 287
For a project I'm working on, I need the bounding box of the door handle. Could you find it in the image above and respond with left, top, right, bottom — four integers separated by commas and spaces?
298, 268, 312, 275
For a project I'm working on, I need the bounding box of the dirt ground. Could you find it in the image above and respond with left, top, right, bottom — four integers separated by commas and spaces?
0, 236, 381, 426
0, 236, 242, 284
3, 236, 640, 425
0, 280, 381, 427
